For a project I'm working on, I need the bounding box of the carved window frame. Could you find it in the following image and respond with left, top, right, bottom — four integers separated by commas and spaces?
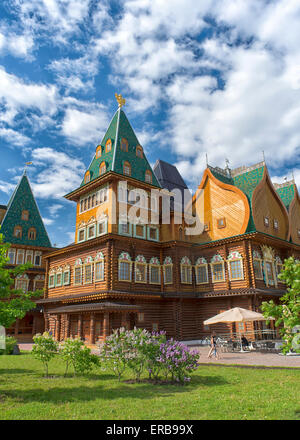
195, 258, 209, 284
118, 252, 132, 282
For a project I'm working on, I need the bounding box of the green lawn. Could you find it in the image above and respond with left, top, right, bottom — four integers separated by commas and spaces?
0, 352, 299, 420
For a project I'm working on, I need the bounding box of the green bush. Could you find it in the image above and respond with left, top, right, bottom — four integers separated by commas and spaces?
60, 338, 100, 376
32, 332, 59, 377
0, 336, 18, 355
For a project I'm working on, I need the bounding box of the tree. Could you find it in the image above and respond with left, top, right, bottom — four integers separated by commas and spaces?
0, 229, 41, 329
261, 257, 300, 354
32, 332, 58, 377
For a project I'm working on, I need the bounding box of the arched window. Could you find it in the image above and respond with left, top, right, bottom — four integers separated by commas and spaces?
136, 145, 143, 158
118, 252, 132, 282
95, 252, 105, 282
195, 257, 208, 284
56, 267, 63, 287
96, 145, 102, 159
149, 257, 161, 284
180, 256, 192, 284
210, 254, 225, 283
105, 139, 112, 153
227, 251, 244, 281
163, 256, 173, 284
99, 161, 106, 176
74, 259, 83, 285
145, 170, 152, 184
123, 161, 131, 176
261, 245, 277, 287
84, 171, 90, 184
120, 138, 128, 152
48, 270, 55, 288
14, 226, 22, 238
21, 210, 29, 221
28, 227, 36, 240
135, 255, 147, 283
63, 265, 70, 286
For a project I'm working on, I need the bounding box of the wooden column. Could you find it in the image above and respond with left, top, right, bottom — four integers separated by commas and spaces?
90, 313, 95, 344
14, 318, 19, 337
55, 315, 61, 341
65, 315, 70, 339
32, 315, 37, 336
103, 313, 110, 340
77, 314, 82, 340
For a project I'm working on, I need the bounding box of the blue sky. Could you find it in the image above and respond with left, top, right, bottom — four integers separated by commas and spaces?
0, 0, 299, 247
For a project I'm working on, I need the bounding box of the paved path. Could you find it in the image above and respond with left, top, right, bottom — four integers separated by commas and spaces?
18, 343, 300, 369
194, 346, 300, 368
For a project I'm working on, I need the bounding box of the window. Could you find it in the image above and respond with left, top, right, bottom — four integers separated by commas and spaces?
119, 221, 131, 236
28, 227, 36, 240
21, 210, 29, 221
48, 273, 55, 288
95, 253, 105, 282
163, 257, 173, 284
99, 162, 106, 176
148, 226, 159, 241
210, 255, 225, 282
14, 226, 22, 238
145, 171, 152, 184
264, 216, 269, 227
15, 275, 28, 292
63, 268, 70, 285
84, 172, 90, 184
138, 313, 144, 322
227, 251, 244, 281
25, 251, 33, 264
98, 220, 107, 236
253, 259, 263, 279
120, 138, 128, 152
34, 252, 42, 266
265, 261, 275, 285
136, 146, 143, 158
105, 139, 112, 153
56, 271, 62, 287
149, 257, 161, 284
118, 252, 132, 281
180, 257, 192, 284
74, 259, 83, 285
96, 145, 102, 158
34, 275, 45, 292
195, 258, 208, 284
16, 249, 24, 265
275, 257, 283, 281
8, 249, 15, 264
134, 224, 146, 239
84, 264, 93, 284
273, 219, 279, 230
123, 161, 131, 176
135, 255, 147, 283
78, 227, 85, 243
87, 224, 96, 239
217, 218, 226, 229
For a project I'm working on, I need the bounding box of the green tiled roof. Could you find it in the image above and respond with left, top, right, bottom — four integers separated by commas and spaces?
1, 173, 51, 247
81, 109, 160, 188
276, 184, 295, 211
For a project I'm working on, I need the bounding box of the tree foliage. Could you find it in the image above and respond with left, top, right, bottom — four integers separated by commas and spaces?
0, 229, 41, 328
261, 257, 300, 354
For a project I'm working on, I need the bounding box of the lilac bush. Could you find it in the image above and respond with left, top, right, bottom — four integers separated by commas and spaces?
101, 328, 199, 384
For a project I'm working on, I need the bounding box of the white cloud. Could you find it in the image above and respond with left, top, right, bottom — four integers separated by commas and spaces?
0, 127, 30, 146
30, 147, 85, 198
0, 29, 34, 58
42, 217, 55, 226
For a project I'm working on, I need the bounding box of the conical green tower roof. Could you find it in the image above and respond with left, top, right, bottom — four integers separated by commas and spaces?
1, 172, 51, 247
81, 108, 160, 187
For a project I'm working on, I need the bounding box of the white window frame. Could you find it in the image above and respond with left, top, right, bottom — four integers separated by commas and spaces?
97, 219, 107, 236
56, 270, 63, 287
77, 227, 86, 243
135, 261, 147, 284
95, 259, 105, 282
25, 250, 33, 264
63, 268, 70, 285
87, 223, 96, 240
48, 272, 55, 288
118, 253, 132, 282
210, 261, 225, 283
227, 253, 244, 281
8, 248, 16, 264
16, 249, 25, 265
84, 263, 93, 284
119, 221, 132, 237
149, 264, 161, 285
74, 263, 83, 286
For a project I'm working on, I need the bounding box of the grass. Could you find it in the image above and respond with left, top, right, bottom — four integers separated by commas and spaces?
0, 352, 299, 420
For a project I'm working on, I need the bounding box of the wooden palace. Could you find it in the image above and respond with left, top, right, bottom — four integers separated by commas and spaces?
30, 95, 300, 344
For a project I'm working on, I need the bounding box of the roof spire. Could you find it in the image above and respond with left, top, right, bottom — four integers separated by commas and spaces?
262, 150, 265, 163
115, 93, 126, 108
205, 153, 208, 167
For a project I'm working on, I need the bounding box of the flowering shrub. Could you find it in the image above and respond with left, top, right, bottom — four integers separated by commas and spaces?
101, 328, 199, 384
32, 332, 58, 377
157, 339, 199, 383
60, 338, 99, 377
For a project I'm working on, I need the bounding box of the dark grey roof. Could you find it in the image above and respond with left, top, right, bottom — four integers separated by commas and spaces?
48, 302, 141, 314
153, 159, 191, 211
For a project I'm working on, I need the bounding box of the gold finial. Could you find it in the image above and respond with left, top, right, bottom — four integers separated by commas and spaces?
115, 93, 126, 108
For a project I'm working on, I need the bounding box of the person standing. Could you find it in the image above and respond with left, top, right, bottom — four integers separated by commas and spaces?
207, 332, 220, 360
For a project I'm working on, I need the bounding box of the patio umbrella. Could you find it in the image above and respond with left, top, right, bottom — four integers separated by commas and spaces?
203, 307, 272, 325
